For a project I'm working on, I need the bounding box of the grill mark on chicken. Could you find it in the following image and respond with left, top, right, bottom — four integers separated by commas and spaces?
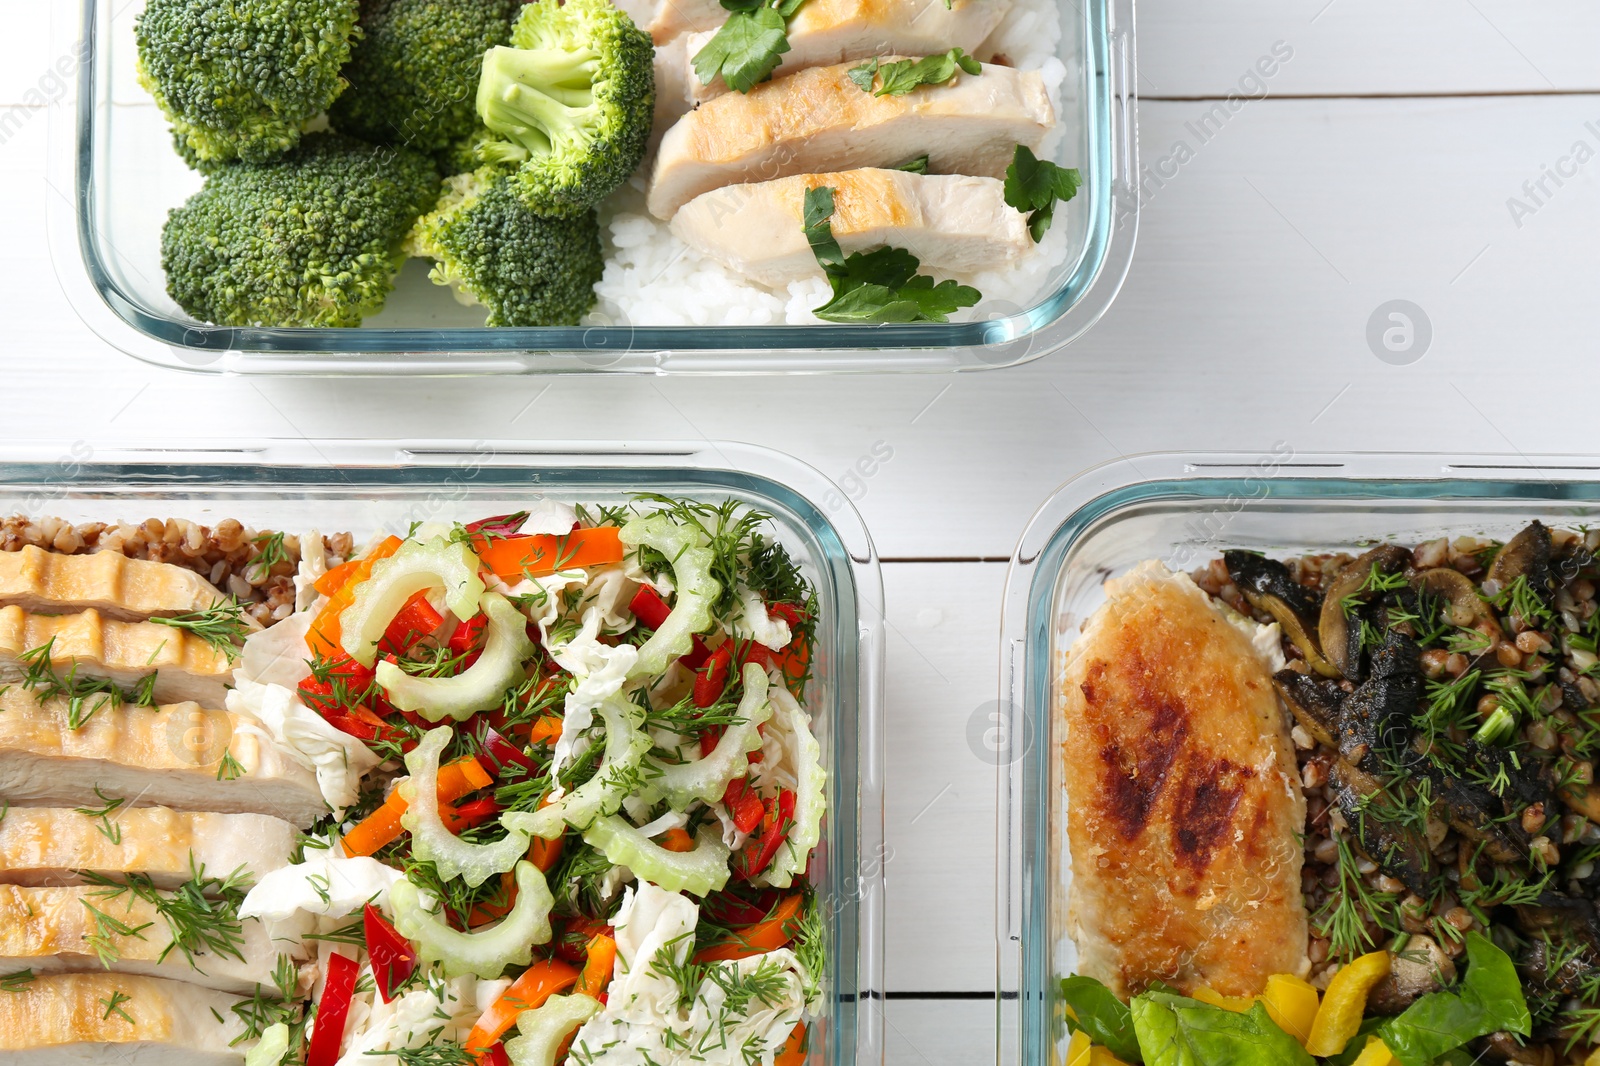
1084, 657, 1190, 840
1171, 756, 1255, 876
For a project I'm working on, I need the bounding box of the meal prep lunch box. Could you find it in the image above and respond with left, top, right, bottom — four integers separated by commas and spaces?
48, 0, 1136, 375
995, 451, 1600, 1066
0, 438, 886, 1066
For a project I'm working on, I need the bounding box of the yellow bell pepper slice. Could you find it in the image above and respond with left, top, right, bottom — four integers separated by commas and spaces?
1089, 1048, 1133, 1066
1350, 1035, 1397, 1066
1259, 973, 1321, 1046
1587, 1048, 1600, 1066
1191, 986, 1254, 1013
1305, 951, 1392, 1057
1065, 1029, 1092, 1066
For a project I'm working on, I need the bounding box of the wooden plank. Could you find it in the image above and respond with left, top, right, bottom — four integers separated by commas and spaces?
881, 997, 995, 1066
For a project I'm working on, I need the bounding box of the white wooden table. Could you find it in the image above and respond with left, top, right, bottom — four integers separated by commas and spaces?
5, 2, 1600, 1061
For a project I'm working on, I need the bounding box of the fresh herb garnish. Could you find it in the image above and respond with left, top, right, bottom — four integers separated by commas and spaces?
150, 601, 250, 662
75, 788, 125, 845
17, 638, 157, 728
848, 48, 979, 97
0, 970, 35, 992
79, 858, 248, 968
216, 750, 245, 781
691, 0, 807, 94
99, 989, 135, 1023
893, 155, 929, 174
82, 898, 155, 967
1003, 143, 1082, 241
251, 531, 289, 571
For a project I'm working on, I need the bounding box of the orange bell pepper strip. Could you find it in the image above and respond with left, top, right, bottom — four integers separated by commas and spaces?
574, 934, 618, 998
309, 536, 402, 657
693, 895, 804, 962
476, 527, 624, 582
525, 715, 563, 747
464, 959, 581, 1053
659, 827, 696, 853
526, 794, 565, 872
775, 1023, 808, 1066
341, 755, 493, 857
468, 870, 519, 928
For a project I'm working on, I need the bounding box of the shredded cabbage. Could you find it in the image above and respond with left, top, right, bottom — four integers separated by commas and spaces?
502, 695, 649, 840
619, 514, 720, 677
583, 816, 731, 898
650, 663, 771, 811
505, 995, 603, 1066
752, 684, 827, 890
377, 592, 535, 722
245, 1023, 290, 1066
341, 537, 485, 666
389, 861, 553, 980
401, 727, 531, 888
240, 850, 407, 922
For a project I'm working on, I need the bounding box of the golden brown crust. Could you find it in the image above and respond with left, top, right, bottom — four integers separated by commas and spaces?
1062, 561, 1308, 999
0, 546, 238, 623
0, 972, 246, 1052
0, 606, 231, 705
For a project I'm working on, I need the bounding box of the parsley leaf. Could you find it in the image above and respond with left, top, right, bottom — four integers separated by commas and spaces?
802, 186, 980, 323
893, 154, 929, 174
693, 4, 792, 93
1003, 143, 1083, 241
849, 48, 981, 97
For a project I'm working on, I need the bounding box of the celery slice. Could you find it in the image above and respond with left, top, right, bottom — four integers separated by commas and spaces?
377, 592, 535, 722
583, 816, 731, 897
505, 995, 602, 1066
244, 1023, 289, 1066
502, 694, 650, 839
401, 725, 530, 888
340, 536, 485, 666
619, 513, 720, 677
650, 662, 772, 810
752, 684, 827, 889
390, 860, 553, 979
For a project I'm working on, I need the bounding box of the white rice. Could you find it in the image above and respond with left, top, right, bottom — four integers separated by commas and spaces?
590, 0, 1073, 329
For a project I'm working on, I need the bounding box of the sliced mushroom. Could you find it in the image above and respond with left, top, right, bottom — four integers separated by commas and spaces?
1320, 545, 1413, 680
1368, 935, 1455, 1014
1520, 930, 1600, 999
1429, 765, 1530, 864
1516, 890, 1600, 957
1337, 628, 1421, 775
1223, 551, 1339, 677
1273, 669, 1345, 748
1411, 566, 1503, 644
1488, 521, 1558, 609
1332, 758, 1436, 895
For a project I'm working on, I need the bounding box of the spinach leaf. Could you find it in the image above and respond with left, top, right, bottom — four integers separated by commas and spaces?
1377, 932, 1530, 1066
1131, 993, 1314, 1066
1059, 975, 1140, 1062
1003, 144, 1083, 241
848, 49, 981, 97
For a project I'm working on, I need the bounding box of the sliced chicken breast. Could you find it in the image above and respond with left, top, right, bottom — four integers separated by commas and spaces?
0, 606, 232, 706
0, 886, 290, 996
0, 808, 295, 890
0, 546, 249, 626
645, 0, 725, 44
0, 972, 250, 1066
0, 689, 327, 827
671, 169, 1029, 286
684, 0, 1012, 102
1062, 561, 1309, 1000
648, 59, 1052, 219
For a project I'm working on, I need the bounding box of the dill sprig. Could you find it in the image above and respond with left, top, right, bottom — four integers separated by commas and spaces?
251, 531, 289, 571
216, 750, 245, 781
1312, 833, 1401, 962
79, 857, 248, 969
371, 1040, 476, 1066
150, 601, 250, 662
18, 638, 157, 728
82, 899, 155, 967
99, 989, 134, 1023
0, 970, 34, 992
75, 787, 125, 844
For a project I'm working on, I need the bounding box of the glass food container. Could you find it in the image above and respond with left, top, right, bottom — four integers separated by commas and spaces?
47, 0, 1136, 375
995, 451, 1600, 1066
0, 438, 885, 1066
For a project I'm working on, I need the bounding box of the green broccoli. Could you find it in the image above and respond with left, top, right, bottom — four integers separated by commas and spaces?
475, 0, 655, 217
330, 0, 521, 153
161, 133, 441, 327
135, 0, 360, 168
405, 167, 605, 327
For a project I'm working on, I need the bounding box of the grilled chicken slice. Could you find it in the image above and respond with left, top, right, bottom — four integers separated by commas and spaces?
683, 0, 1012, 101
671, 169, 1029, 287
647, 59, 1052, 219
0, 689, 327, 827
0, 972, 250, 1065
0, 808, 294, 890
0, 886, 289, 996
0, 606, 232, 706
644, 0, 723, 43
0, 546, 250, 627
1062, 560, 1309, 1000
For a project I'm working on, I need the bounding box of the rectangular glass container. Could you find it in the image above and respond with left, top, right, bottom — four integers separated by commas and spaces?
996, 451, 1600, 1066
0, 438, 885, 1065
48, 0, 1136, 375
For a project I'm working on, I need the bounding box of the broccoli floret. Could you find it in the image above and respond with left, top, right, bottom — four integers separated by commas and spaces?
405, 167, 604, 326
161, 133, 441, 327
475, 0, 654, 217
330, 0, 520, 153
135, 0, 360, 167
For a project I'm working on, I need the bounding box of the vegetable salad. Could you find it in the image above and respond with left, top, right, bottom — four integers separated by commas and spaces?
230, 497, 827, 1066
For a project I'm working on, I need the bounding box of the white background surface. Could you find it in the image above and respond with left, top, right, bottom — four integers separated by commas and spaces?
4, 2, 1600, 1062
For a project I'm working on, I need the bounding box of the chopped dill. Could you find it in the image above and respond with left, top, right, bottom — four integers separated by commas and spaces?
150, 600, 251, 662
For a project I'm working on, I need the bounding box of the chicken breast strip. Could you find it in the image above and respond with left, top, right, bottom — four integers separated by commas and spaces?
648, 59, 1052, 219
0, 885, 292, 996
0, 972, 250, 1066
0, 689, 327, 827
0, 546, 254, 627
671, 169, 1030, 287
0, 808, 295, 890
1061, 560, 1309, 1000
0, 606, 232, 706
683, 0, 1012, 102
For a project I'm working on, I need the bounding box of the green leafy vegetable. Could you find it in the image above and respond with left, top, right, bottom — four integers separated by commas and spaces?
1377, 932, 1530, 1066
693, 5, 791, 94
894, 155, 930, 174
847, 48, 980, 97
1059, 975, 1140, 1061
1003, 143, 1083, 242
1130, 992, 1313, 1066
802, 186, 980, 324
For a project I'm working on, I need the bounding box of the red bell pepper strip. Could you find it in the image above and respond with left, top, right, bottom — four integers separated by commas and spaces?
692, 643, 733, 709
555, 918, 613, 965
306, 951, 359, 1066
465, 512, 531, 540
444, 796, 502, 832
380, 591, 444, 656
363, 903, 417, 1003
702, 887, 781, 928
721, 778, 765, 835
629, 587, 712, 667
734, 789, 796, 881
475, 724, 539, 778
479, 1044, 511, 1066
